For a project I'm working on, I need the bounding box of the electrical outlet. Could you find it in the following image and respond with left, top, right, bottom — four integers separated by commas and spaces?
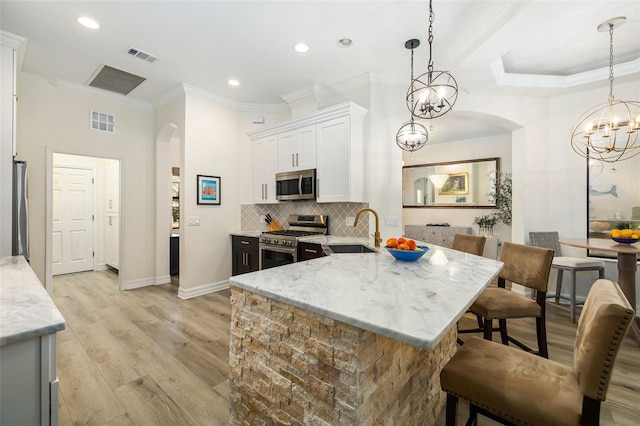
188, 216, 200, 226
346, 216, 355, 226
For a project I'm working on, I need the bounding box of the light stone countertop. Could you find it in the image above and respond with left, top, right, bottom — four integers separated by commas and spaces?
0, 256, 66, 347
230, 231, 262, 238
229, 240, 503, 350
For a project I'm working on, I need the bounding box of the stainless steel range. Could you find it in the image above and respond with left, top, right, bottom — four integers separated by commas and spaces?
259, 214, 328, 270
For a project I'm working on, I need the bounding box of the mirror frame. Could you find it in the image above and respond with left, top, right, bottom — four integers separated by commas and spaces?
403, 157, 500, 209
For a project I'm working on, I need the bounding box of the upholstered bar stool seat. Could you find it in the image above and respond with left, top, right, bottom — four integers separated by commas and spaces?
471, 287, 541, 319
441, 337, 583, 425
441, 279, 634, 426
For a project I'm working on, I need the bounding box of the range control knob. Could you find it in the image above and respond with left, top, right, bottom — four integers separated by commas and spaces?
272, 239, 278, 244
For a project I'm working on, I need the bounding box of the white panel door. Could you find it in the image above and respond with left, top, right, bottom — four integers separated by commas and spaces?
52, 167, 94, 275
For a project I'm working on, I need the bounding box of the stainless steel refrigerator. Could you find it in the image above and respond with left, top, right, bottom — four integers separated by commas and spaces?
12, 160, 29, 261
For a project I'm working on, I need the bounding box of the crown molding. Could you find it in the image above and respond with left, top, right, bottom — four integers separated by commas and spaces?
492, 57, 640, 89
280, 83, 327, 104
0, 30, 26, 49
246, 101, 368, 140
43, 76, 153, 110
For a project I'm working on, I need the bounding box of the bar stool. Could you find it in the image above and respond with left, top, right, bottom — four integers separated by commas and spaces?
441, 279, 634, 426
529, 231, 605, 323
460, 241, 554, 357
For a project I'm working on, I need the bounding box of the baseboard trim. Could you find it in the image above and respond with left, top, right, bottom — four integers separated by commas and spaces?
155, 275, 172, 285
123, 277, 155, 290
96, 263, 107, 271
178, 280, 230, 299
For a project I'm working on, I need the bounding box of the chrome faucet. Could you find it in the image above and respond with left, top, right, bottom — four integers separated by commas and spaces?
354, 208, 382, 248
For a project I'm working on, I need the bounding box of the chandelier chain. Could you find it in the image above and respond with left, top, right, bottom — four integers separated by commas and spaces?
427, 0, 434, 73
608, 23, 614, 102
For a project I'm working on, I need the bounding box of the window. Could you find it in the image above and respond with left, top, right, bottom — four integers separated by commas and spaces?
172, 167, 180, 229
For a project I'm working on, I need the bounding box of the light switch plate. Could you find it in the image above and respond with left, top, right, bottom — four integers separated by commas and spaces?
188, 216, 200, 226
346, 216, 355, 226
384, 216, 399, 227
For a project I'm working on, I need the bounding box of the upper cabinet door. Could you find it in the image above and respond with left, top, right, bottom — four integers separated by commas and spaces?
316, 116, 364, 203
277, 125, 316, 173
105, 159, 120, 212
253, 135, 278, 204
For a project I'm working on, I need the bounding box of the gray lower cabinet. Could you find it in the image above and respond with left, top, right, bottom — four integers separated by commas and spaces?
404, 225, 472, 248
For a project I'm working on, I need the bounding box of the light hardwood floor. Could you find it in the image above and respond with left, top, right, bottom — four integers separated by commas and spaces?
53, 270, 640, 425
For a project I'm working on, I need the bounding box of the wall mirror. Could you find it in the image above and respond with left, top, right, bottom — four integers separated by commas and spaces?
403, 157, 500, 208
587, 159, 639, 258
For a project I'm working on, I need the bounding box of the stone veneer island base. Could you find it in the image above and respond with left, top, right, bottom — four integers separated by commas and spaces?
229, 287, 457, 425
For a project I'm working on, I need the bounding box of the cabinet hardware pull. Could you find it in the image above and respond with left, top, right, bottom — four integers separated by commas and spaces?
264, 184, 267, 199
304, 249, 318, 253
292, 153, 295, 167
296, 153, 299, 166
109, 216, 112, 226
241, 241, 250, 245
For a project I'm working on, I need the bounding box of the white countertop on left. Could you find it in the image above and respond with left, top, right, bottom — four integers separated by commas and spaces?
0, 256, 66, 347
230, 242, 503, 350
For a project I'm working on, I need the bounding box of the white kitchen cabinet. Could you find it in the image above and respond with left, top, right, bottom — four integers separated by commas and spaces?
247, 102, 368, 203
253, 135, 278, 203
316, 114, 365, 203
105, 213, 119, 269
105, 159, 120, 213
277, 125, 316, 172
1, 256, 65, 426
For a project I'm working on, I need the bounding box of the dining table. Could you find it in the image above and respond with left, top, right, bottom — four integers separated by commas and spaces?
559, 238, 640, 347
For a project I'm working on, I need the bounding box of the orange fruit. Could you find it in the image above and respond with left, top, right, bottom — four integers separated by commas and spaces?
386, 238, 398, 248
397, 243, 410, 251
406, 239, 417, 250
398, 237, 407, 245
633, 230, 640, 237
620, 229, 633, 238
610, 229, 621, 238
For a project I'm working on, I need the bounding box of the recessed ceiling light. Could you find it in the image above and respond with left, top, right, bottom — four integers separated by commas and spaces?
77, 16, 100, 30
337, 38, 353, 48
228, 79, 240, 87
294, 43, 309, 53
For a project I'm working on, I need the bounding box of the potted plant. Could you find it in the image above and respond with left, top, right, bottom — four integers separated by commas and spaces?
489, 173, 512, 226
474, 214, 498, 235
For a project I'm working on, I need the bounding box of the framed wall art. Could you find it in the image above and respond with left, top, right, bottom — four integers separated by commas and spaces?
197, 175, 221, 205
438, 172, 468, 195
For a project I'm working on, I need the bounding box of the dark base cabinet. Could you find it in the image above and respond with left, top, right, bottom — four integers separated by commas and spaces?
298, 242, 326, 261
232, 236, 259, 276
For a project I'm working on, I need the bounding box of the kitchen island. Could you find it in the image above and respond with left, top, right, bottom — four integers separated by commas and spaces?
1, 256, 66, 425
229, 240, 502, 425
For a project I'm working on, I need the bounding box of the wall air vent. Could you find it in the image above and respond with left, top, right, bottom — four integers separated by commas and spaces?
87, 64, 146, 96
126, 46, 158, 63
90, 109, 115, 133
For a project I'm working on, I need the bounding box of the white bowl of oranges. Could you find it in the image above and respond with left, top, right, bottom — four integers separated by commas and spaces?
610, 228, 640, 244
385, 237, 429, 261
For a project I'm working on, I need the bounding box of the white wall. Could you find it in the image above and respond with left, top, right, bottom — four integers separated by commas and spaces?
16, 72, 155, 286
177, 92, 242, 296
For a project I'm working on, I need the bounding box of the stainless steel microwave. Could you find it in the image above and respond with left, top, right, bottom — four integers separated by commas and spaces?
275, 169, 316, 201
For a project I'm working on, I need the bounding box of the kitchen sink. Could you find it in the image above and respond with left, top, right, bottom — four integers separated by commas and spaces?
325, 244, 375, 254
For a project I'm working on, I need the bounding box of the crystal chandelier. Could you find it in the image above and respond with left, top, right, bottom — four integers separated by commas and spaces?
397, 39, 429, 152
571, 17, 640, 163
406, 0, 458, 119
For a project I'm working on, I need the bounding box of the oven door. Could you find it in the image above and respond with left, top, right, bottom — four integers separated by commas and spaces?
259, 244, 297, 270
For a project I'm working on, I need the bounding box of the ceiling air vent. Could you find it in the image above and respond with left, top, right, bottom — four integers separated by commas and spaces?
126, 46, 158, 63
88, 64, 146, 96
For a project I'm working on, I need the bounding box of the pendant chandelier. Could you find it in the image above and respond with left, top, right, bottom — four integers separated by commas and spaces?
406, 0, 458, 119
397, 39, 429, 152
571, 17, 640, 163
